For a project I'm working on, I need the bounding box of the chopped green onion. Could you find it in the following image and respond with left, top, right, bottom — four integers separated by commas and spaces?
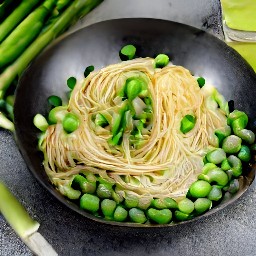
119, 44, 136, 61
197, 77, 205, 88
67, 76, 76, 90
84, 65, 94, 78
47, 95, 62, 107
94, 113, 108, 127
126, 78, 143, 101
33, 114, 49, 132
180, 114, 196, 134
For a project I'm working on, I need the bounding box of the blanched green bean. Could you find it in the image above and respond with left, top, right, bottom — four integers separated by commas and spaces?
101, 199, 117, 217
147, 208, 172, 224
206, 148, 226, 164
174, 210, 190, 221
124, 194, 139, 208
96, 184, 112, 199
227, 155, 242, 177
194, 198, 212, 214
80, 194, 99, 212
129, 208, 147, 224
189, 180, 212, 198
207, 185, 222, 201
238, 145, 251, 162
178, 198, 194, 214
198, 168, 229, 186
114, 206, 128, 222
222, 135, 242, 154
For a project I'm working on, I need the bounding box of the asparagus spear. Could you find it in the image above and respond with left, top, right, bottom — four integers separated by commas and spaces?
0, 181, 58, 255
0, 0, 41, 43
0, 0, 57, 68
0, 0, 103, 100
0, 0, 20, 23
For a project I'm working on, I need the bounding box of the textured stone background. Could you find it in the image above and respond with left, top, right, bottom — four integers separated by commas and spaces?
1, 0, 256, 255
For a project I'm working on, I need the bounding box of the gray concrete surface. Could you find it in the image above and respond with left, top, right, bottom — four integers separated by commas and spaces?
2, 0, 256, 255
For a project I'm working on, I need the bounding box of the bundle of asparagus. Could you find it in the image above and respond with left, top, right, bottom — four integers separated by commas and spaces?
0, 0, 103, 131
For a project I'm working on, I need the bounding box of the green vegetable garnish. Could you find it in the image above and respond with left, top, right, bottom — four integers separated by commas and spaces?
119, 44, 136, 61
47, 95, 62, 107
197, 77, 205, 88
67, 76, 77, 90
33, 114, 49, 132
84, 65, 94, 78
62, 112, 80, 133
154, 54, 169, 68
180, 114, 196, 134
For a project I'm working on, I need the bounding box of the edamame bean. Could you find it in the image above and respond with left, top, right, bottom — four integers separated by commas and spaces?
206, 148, 226, 164
215, 126, 231, 144
62, 112, 80, 133
119, 44, 136, 61
101, 199, 117, 217
227, 155, 242, 177
198, 168, 229, 186
154, 54, 169, 68
137, 197, 152, 210
207, 185, 222, 201
189, 180, 212, 198
151, 198, 177, 209
174, 210, 190, 221
147, 208, 172, 224
221, 159, 231, 171
238, 145, 251, 162
114, 206, 128, 222
80, 194, 99, 212
202, 163, 217, 174
72, 174, 96, 194
96, 184, 112, 199
129, 208, 147, 224
222, 135, 242, 154
124, 194, 139, 208
227, 179, 239, 194
194, 198, 212, 214
59, 184, 81, 200
48, 106, 67, 124
178, 198, 194, 214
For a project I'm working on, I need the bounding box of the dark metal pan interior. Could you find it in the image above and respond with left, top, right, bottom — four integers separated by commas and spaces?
14, 18, 256, 228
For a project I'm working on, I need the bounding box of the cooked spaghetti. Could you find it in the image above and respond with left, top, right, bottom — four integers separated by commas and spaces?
39, 58, 228, 203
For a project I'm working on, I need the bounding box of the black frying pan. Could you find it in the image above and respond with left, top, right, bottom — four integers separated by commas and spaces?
14, 18, 256, 228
